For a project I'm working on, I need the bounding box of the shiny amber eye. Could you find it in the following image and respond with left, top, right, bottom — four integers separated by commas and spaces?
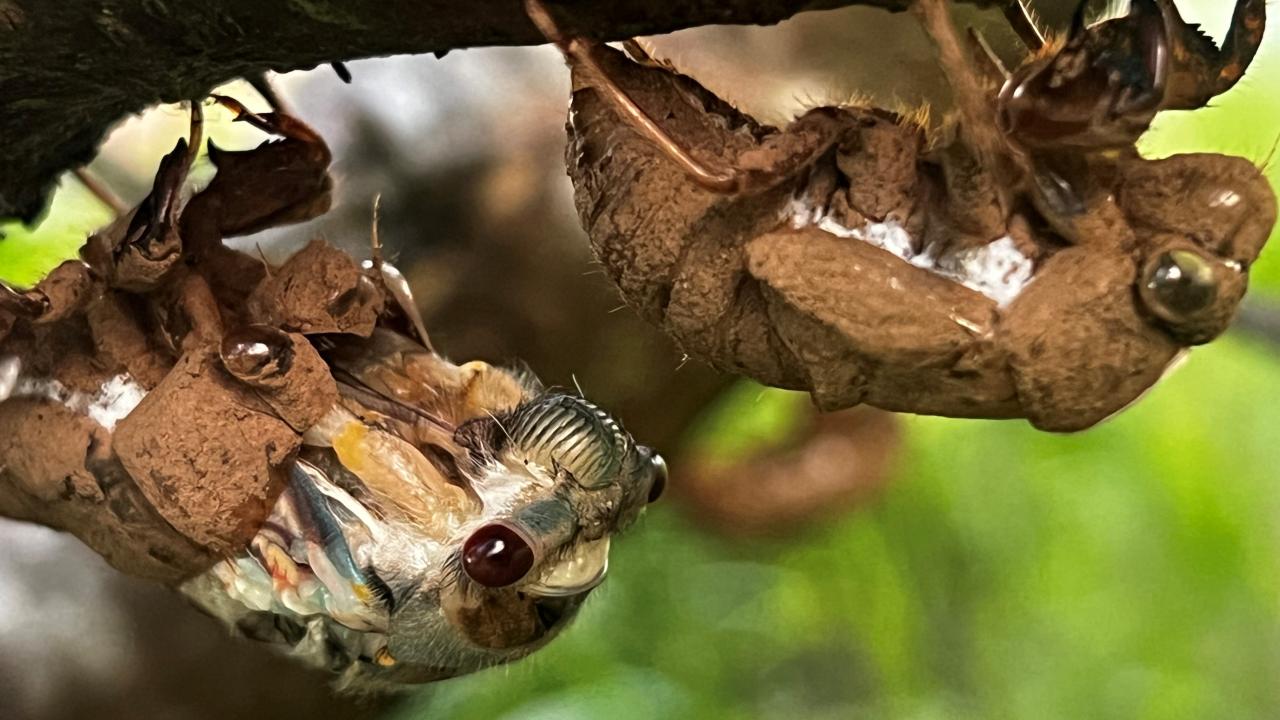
220, 324, 294, 383
462, 522, 535, 588
646, 452, 667, 504
1139, 250, 1219, 324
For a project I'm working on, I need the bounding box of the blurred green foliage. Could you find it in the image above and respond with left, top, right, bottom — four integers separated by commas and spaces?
0, 178, 114, 289
405, 334, 1280, 720
0, 104, 235, 289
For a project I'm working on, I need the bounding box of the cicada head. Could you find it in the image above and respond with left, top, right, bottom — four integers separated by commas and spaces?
1119, 153, 1278, 345
377, 392, 665, 679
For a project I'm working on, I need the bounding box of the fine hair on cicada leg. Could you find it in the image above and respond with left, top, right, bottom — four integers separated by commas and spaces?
532, 0, 1275, 432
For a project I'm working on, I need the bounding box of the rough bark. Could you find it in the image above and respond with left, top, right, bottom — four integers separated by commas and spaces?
0, 0, 1007, 223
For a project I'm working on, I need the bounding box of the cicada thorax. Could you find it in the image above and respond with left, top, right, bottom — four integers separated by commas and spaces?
566, 46, 1024, 417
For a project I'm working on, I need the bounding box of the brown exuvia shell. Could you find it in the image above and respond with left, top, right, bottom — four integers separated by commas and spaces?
563, 44, 1275, 432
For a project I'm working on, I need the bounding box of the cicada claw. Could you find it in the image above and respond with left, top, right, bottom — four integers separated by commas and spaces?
998, 0, 1266, 150
1003, 0, 1046, 51
1163, 0, 1266, 109
81, 103, 202, 291
181, 95, 332, 251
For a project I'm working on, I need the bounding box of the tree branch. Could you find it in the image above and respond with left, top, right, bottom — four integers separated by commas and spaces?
0, 0, 1007, 223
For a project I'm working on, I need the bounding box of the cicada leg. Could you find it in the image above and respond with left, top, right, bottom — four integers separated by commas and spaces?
988, 0, 1265, 238
998, 0, 1266, 147
619, 39, 676, 72
363, 194, 435, 353
128, 103, 204, 260
1161, 0, 1265, 111
1003, 0, 1046, 51
955, 2, 1040, 88
71, 167, 128, 217
526, 0, 738, 191
0, 260, 95, 327
179, 95, 333, 257
527, 0, 836, 195
80, 103, 203, 291
913, 0, 1026, 245
966, 27, 1010, 85
238, 460, 387, 632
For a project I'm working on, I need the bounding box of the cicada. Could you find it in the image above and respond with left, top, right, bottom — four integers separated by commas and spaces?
0, 97, 665, 689
530, 0, 1275, 431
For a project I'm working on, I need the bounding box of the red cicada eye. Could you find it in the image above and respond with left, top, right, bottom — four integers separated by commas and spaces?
462, 523, 535, 588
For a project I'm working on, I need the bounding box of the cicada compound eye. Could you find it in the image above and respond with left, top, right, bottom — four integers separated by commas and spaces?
462, 522, 536, 588
220, 324, 294, 383
1139, 249, 1220, 325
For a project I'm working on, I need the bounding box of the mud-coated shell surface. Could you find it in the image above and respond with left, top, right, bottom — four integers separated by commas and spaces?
0, 242, 374, 582
564, 45, 1249, 432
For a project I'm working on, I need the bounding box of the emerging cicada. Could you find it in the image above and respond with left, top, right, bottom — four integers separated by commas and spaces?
530, 0, 1276, 431
0, 97, 665, 689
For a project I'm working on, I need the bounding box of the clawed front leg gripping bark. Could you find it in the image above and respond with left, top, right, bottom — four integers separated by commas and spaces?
525, 0, 743, 193
1, 105, 204, 319
0, 89, 351, 576
526, 0, 1033, 248
181, 95, 333, 257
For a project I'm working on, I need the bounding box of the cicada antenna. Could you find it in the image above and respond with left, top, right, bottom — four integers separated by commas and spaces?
363, 193, 436, 354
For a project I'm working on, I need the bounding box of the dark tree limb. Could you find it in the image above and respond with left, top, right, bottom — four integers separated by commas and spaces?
0, 0, 1005, 223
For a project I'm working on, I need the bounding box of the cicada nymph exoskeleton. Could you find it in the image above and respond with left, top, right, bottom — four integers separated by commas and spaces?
530, 0, 1275, 431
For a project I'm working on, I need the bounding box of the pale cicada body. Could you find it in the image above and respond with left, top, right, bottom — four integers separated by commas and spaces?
0, 96, 664, 689
186, 329, 665, 687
